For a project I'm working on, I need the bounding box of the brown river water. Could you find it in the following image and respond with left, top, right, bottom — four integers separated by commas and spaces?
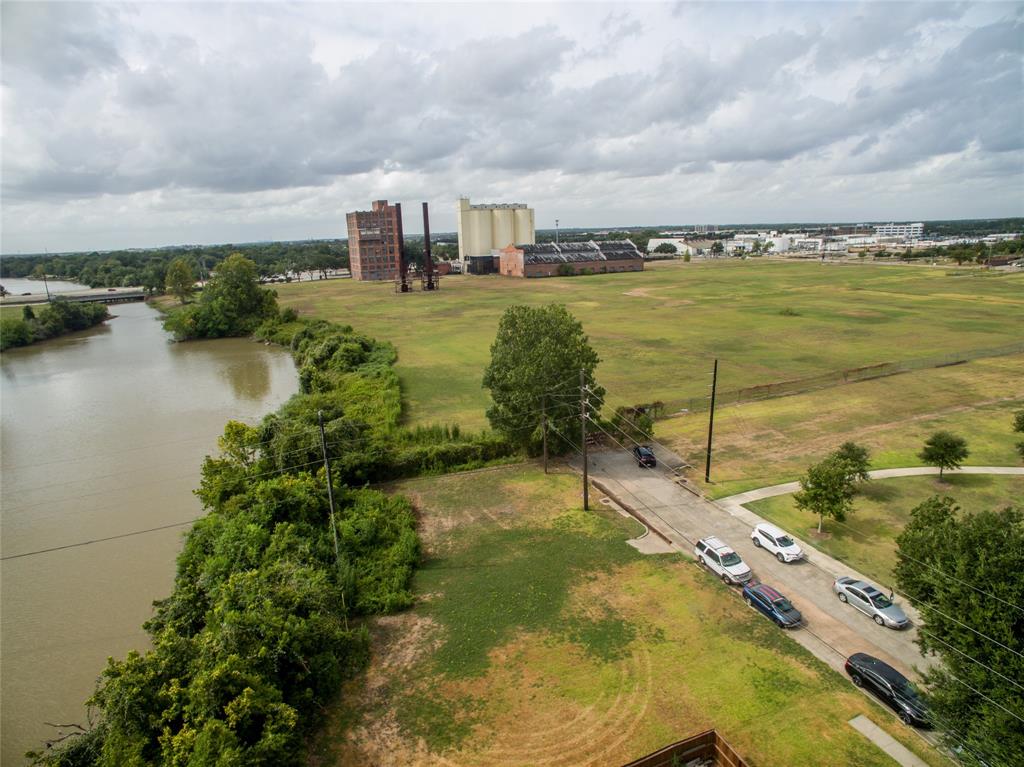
0, 299, 298, 763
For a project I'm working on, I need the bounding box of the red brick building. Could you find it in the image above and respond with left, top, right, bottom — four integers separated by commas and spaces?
346, 200, 404, 281
499, 240, 645, 278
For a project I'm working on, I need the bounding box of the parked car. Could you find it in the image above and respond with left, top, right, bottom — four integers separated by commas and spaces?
632, 445, 657, 468
694, 536, 753, 585
833, 576, 909, 629
845, 653, 930, 727
750, 522, 804, 563
742, 582, 802, 628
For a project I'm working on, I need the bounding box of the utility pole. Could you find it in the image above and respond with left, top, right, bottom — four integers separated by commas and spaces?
555, 219, 560, 245
704, 359, 718, 483
542, 394, 548, 474
318, 410, 341, 563
580, 369, 589, 510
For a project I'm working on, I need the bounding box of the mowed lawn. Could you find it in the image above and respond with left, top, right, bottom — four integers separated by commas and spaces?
659, 353, 1024, 497
312, 465, 948, 767
277, 261, 1024, 430
748, 474, 1024, 588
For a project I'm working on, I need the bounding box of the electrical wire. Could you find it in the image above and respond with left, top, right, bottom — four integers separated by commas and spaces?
1, 519, 201, 561
580, 412, 1024, 718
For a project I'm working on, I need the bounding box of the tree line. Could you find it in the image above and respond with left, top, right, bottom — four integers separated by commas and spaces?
1, 240, 350, 291
0, 301, 110, 351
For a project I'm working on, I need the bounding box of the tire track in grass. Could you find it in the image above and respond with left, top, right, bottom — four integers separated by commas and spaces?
466, 646, 653, 766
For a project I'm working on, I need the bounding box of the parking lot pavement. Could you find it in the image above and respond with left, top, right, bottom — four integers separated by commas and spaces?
575, 447, 938, 682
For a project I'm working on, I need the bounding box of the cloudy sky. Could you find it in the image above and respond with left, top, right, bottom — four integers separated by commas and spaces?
2, 1, 1022, 253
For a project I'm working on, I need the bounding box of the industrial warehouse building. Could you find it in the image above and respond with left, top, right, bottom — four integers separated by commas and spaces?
346, 200, 405, 281
499, 241, 644, 278
457, 197, 535, 268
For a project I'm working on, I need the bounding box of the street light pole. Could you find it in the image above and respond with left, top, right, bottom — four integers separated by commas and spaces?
555, 219, 560, 245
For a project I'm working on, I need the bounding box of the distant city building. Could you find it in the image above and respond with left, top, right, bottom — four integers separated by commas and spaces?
498, 241, 644, 278
346, 200, 403, 281
874, 222, 924, 239
457, 197, 535, 267
694, 224, 718, 234
645, 238, 691, 257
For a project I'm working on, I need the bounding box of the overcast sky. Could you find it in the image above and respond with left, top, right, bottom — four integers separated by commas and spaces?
2, 1, 1022, 253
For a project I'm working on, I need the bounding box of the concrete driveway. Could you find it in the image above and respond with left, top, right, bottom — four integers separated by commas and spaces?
574, 446, 938, 683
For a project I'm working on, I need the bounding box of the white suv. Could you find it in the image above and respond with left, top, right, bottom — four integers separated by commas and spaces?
694, 536, 752, 585
750, 522, 804, 563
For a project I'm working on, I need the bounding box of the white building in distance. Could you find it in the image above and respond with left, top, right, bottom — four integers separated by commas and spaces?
874, 222, 924, 239
457, 197, 535, 266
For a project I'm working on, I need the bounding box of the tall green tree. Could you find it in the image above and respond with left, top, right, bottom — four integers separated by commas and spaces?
793, 455, 854, 533
919, 431, 969, 479
165, 257, 195, 303
482, 304, 603, 452
164, 254, 277, 340
833, 441, 871, 484
1013, 410, 1024, 461
894, 498, 1024, 767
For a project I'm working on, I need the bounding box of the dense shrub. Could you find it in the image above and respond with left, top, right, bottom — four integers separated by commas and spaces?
0, 301, 109, 350
1, 317, 33, 349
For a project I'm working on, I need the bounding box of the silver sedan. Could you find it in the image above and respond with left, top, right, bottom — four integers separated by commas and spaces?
832, 576, 910, 629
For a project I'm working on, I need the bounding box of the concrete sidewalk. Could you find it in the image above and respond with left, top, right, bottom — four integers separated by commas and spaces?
849, 716, 929, 767
719, 465, 1024, 508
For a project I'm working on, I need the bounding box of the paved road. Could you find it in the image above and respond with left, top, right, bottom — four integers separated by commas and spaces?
720, 466, 1024, 508
576, 447, 940, 684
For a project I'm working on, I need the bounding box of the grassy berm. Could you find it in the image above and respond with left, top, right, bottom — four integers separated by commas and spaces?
310, 465, 948, 767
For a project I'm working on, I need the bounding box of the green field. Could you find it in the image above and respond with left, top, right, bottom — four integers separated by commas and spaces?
660, 353, 1024, 497
748, 474, 1024, 586
312, 465, 946, 767
277, 261, 1024, 430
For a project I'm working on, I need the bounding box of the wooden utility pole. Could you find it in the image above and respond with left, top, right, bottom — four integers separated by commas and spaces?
542, 394, 548, 474
318, 410, 341, 563
581, 369, 589, 510
704, 359, 718, 483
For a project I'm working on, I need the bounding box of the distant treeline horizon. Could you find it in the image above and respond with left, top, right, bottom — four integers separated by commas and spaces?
3, 216, 1020, 261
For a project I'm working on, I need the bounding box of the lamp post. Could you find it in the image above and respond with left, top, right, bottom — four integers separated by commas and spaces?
555, 218, 559, 245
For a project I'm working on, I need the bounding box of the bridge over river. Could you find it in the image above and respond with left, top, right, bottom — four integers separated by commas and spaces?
0, 287, 147, 306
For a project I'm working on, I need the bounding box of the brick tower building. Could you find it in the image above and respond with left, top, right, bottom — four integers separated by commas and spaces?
346, 200, 404, 281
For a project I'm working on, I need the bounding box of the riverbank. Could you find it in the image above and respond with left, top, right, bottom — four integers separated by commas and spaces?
1, 301, 299, 764
0, 301, 111, 351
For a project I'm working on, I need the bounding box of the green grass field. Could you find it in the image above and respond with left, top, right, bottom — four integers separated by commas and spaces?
277, 261, 1024, 430
660, 353, 1024, 497
747, 474, 1024, 587
312, 465, 948, 767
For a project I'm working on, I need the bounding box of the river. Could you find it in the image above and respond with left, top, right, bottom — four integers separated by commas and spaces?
0, 299, 299, 763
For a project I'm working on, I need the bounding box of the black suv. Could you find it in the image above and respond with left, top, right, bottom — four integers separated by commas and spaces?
845, 653, 930, 727
632, 445, 657, 468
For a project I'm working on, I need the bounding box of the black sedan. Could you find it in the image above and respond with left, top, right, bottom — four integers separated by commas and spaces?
632, 445, 657, 468
741, 582, 802, 628
845, 653, 930, 727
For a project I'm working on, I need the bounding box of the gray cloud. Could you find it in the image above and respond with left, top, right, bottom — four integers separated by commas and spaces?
1, 2, 1021, 252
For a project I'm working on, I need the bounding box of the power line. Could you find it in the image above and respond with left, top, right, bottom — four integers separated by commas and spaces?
3, 435, 377, 517
918, 629, 1024, 695
1, 519, 200, 561
944, 669, 1024, 725
581, 413, 1024, 688
809, 509, 1024, 616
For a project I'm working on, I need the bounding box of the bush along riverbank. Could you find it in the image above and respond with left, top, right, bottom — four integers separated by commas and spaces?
0, 301, 110, 351
31, 310, 519, 766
